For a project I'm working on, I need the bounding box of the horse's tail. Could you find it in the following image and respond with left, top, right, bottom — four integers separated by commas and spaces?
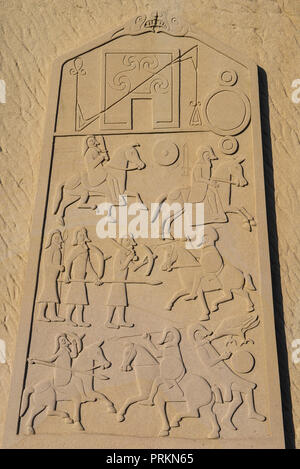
20, 386, 34, 417
151, 193, 168, 222
52, 183, 64, 215
244, 273, 256, 291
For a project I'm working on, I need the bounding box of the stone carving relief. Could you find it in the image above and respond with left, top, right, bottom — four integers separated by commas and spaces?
3, 11, 284, 449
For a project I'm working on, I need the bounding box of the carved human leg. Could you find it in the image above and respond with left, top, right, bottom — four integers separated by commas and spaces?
221, 391, 243, 430
244, 390, 266, 422
47, 303, 65, 322
37, 303, 49, 322
204, 401, 220, 439
71, 397, 84, 431
156, 393, 170, 437
75, 305, 91, 327
64, 304, 77, 326
115, 306, 134, 328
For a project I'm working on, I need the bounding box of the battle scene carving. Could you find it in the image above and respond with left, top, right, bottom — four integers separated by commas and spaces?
3, 11, 284, 449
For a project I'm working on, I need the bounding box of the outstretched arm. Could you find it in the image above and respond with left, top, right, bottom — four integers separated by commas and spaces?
143, 333, 162, 358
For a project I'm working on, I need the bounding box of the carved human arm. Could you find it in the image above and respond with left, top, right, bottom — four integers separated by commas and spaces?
69, 339, 79, 359
28, 354, 58, 365
88, 245, 105, 284
143, 333, 162, 358
206, 351, 231, 367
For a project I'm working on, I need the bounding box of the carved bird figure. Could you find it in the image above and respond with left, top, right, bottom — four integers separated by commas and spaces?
207, 312, 260, 346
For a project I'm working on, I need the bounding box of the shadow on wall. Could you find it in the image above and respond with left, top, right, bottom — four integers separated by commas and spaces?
258, 66, 295, 449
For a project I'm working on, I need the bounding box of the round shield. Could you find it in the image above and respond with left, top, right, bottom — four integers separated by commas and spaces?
230, 350, 255, 374
154, 140, 180, 166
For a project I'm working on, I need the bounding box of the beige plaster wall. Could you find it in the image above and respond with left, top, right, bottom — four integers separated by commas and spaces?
0, 0, 299, 448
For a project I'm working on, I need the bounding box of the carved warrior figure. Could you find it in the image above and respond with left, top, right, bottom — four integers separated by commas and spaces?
81, 135, 109, 188
21, 333, 115, 434
152, 145, 256, 234
53, 140, 145, 225
105, 238, 137, 329
118, 329, 220, 438
36, 229, 65, 322
162, 226, 256, 319
62, 227, 104, 327
189, 146, 223, 220
188, 324, 266, 430
140, 327, 185, 406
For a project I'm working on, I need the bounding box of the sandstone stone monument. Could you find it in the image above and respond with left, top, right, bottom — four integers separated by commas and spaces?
3, 12, 284, 449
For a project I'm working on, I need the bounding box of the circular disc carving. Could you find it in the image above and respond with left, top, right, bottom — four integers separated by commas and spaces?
230, 350, 255, 374
203, 89, 251, 135
219, 136, 239, 155
219, 70, 238, 86
154, 140, 180, 166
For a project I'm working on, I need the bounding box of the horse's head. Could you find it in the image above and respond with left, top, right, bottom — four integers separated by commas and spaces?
120, 342, 136, 372
85, 340, 111, 369
126, 144, 145, 170
215, 155, 248, 187
229, 155, 248, 187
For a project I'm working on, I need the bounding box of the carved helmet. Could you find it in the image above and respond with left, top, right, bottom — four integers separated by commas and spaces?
188, 323, 212, 344
159, 327, 181, 346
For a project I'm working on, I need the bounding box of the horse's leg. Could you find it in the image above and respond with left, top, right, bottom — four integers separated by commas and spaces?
196, 289, 210, 320
56, 192, 81, 225
241, 206, 256, 226
155, 393, 170, 437
170, 402, 199, 429
211, 289, 233, 312
71, 396, 84, 431
162, 208, 183, 240
165, 289, 190, 311
116, 392, 149, 422
88, 390, 116, 413
46, 407, 72, 423
24, 402, 47, 435
225, 206, 254, 231
233, 288, 255, 312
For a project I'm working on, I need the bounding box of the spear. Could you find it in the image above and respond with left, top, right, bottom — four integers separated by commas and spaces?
57, 229, 68, 317
27, 358, 109, 381
58, 279, 162, 285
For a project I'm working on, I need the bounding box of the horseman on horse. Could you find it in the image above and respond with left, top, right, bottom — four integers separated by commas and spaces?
140, 327, 185, 406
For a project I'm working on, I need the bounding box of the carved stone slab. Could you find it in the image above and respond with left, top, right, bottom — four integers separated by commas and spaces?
3, 12, 284, 449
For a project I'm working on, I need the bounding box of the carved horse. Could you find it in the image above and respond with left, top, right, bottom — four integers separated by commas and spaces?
161, 241, 256, 319
116, 342, 220, 438
53, 144, 146, 225
152, 155, 256, 237
20, 341, 115, 435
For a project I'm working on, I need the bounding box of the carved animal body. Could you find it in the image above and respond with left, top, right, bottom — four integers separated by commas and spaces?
20, 342, 115, 434
53, 144, 145, 225
117, 343, 220, 438
152, 155, 256, 236
162, 242, 256, 319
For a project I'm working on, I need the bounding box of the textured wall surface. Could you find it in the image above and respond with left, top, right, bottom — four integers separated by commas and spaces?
0, 0, 299, 448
